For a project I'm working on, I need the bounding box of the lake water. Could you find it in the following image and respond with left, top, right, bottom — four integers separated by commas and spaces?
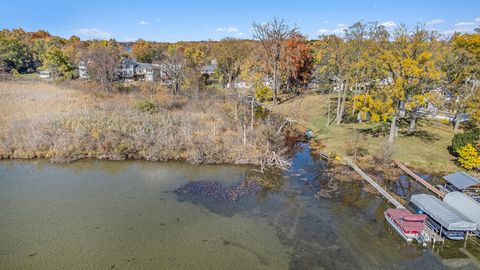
0, 144, 479, 269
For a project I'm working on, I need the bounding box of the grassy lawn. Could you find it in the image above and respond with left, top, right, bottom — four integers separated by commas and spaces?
273, 93, 460, 174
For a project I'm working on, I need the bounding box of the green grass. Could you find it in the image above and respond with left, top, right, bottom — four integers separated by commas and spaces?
15, 73, 40, 79
274, 93, 460, 174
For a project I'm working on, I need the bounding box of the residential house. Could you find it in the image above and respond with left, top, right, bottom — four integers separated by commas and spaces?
78, 60, 89, 79
117, 58, 161, 82
117, 58, 136, 81
79, 58, 161, 82
201, 59, 217, 76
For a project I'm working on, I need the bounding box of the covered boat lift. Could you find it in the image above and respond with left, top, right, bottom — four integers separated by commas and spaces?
442, 172, 480, 201
410, 194, 477, 240
443, 192, 480, 237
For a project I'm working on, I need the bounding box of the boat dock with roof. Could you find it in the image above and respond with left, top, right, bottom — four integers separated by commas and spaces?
344, 158, 443, 244
442, 172, 480, 202
410, 194, 477, 240
443, 192, 480, 237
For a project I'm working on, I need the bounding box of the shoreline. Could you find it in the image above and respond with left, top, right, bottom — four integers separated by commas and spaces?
270, 93, 468, 177
0, 80, 292, 170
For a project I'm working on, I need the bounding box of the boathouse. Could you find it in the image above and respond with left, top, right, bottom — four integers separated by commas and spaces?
443, 192, 480, 237
442, 172, 480, 200
410, 194, 476, 240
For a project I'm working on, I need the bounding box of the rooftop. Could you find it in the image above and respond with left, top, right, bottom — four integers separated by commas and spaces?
410, 194, 476, 231
443, 192, 480, 230
443, 172, 480, 190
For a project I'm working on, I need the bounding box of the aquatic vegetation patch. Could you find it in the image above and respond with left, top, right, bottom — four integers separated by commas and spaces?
175, 180, 262, 202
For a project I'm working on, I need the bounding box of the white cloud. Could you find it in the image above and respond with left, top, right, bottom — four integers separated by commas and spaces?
236, 32, 244, 36
331, 27, 347, 34
337, 23, 346, 27
74, 28, 112, 39
426, 19, 444, 26
445, 19, 480, 34
318, 28, 330, 34
139, 21, 149, 26
216, 26, 238, 33
381, 21, 397, 28
454, 21, 477, 27
317, 25, 347, 35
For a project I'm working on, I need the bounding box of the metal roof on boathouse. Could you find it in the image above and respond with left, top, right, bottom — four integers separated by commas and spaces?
410, 194, 476, 231
443, 172, 480, 190
443, 192, 480, 231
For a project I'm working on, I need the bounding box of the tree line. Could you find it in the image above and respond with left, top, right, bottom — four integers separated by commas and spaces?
0, 23, 314, 98
1, 20, 479, 169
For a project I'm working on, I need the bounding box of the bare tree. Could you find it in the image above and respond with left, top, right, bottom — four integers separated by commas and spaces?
80, 41, 122, 91
252, 18, 296, 105
216, 38, 250, 89
162, 45, 186, 95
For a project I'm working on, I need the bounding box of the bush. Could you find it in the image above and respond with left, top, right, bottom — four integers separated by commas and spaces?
255, 86, 273, 102
440, 119, 451, 125
134, 100, 156, 113
112, 83, 138, 94
345, 131, 369, 159
451, 129, 480, 153
11, 69, 19, 78
457, 143, 480, 170
375, 141, 394, 165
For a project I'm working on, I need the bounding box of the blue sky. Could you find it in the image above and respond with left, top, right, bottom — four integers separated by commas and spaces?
1, 0, 479, 41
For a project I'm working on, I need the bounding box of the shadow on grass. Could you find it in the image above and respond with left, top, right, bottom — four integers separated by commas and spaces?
401, 130, 440, 143
357, 123, 390, 138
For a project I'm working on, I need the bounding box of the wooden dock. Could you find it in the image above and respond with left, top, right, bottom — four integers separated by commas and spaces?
423, 226, 445, 244
395, 161, 445, 198
345, 159, 405, 209
344, 158, 446, 244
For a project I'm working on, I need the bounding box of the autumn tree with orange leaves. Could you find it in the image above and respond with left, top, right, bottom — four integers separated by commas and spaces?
283, 33, 314, 95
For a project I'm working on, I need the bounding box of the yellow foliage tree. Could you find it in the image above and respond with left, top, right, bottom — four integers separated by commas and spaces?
365, 26, 442, 141
457, 143, 480, 170
466, 89, 480, 125
443, 33, 480, 131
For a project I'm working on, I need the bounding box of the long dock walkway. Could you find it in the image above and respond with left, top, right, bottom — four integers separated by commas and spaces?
395, 161, 445, 198
345, 159, 405, 209
344, 158, 445, 244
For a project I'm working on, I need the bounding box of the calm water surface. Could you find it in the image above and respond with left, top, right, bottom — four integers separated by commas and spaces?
0, 144, 479, 269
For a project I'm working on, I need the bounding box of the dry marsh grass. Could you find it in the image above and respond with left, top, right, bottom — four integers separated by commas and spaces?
0, 80, 287, 167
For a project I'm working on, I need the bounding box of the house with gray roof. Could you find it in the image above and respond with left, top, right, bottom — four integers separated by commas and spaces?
201, 59, 217, 75
79, 58, 161, 82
